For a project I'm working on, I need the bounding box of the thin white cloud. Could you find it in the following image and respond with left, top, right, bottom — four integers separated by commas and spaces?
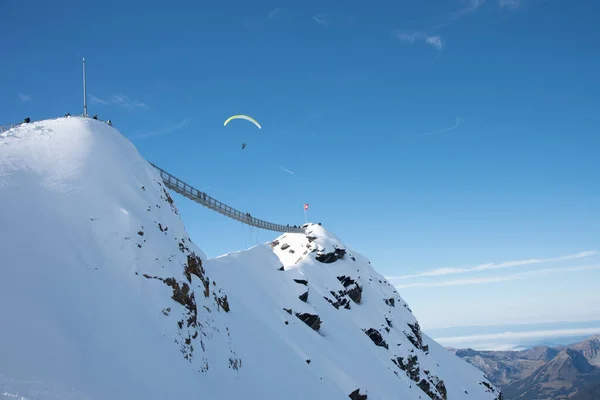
18, 92, 32, 102
277, 165, 294, 175
397, 275, 518, 288
395, 30, 444, 50
434, 326, 600, 347
268, 8, 280, 19
133, 119, 191, 139
387, 251, 597, 281
425, 36, 443, 50
313, 14, 329, 28
396, 32, 419, 43
89, 93, 147, 111
89, 94, 109, 105
499, 0, 520, 9
395, 264, 600, 289
111, 94, 149, 111
420, 117, 461, 136
395, 0, 485, 50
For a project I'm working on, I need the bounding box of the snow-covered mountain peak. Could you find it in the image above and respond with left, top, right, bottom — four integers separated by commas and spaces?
0, 117, 502, 400
266, 222, 503, 400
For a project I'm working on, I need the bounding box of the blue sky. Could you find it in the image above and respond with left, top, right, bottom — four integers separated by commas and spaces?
2, 0, 600, 331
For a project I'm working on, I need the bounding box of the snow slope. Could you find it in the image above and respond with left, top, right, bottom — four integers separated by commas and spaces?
0, 117, 502, 400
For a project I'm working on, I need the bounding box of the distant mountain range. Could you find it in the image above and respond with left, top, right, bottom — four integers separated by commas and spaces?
450, 335, 600, 400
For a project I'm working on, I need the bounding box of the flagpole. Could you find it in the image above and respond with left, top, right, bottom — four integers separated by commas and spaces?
82, 57, 88, 117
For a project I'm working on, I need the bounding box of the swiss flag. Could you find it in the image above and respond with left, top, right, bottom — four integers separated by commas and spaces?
304, 203, 309, 211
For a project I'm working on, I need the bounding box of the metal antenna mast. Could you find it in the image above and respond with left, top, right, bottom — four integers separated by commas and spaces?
82, 58, 88, 117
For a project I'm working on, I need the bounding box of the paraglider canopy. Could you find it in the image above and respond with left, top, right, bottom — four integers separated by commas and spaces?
223, 114, 261, 130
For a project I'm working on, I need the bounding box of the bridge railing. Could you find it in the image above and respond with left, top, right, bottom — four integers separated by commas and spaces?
149, 163, 304, 234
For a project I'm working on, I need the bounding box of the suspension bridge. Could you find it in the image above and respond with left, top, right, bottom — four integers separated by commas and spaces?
1, 118, 305, 234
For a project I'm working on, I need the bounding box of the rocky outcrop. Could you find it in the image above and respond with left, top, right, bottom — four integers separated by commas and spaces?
142, 272, 199, 361
364, 328, 389, 350
393, 355, 420, 382
349, 388, 368, 399
392, 354, 447, 400
315, 247, 346, 263
295, 312, 322, 332
323, 276, 363, 310
337, 275, 362, 304
405, 321, 425, 351
299, 291, 309, 302
324, 291, 351, 310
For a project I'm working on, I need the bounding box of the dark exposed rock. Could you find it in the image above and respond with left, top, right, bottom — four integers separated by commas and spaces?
347, 284, 362, 304
137, 230, 144, 236
306, 236, 317, 243
315, 247, 346, 263
229, 357, 242, 370
299, 291, 309, 302
405, 322, 424, 350
186, 254, 209, 298
293, 279, 308, 286
435, 380, 448, 400
349, 388, 367, 400
283, 307, 292, 314
385, 318, 393, 328
416, 370, 448, 400
364, 328, 389, 350
270, 239, 280, 248
215, 294, 230, 312
278, 266, 284, 271
281, 243, 290, 250
295, 312, 321, 332
142, 273, 199, 360
418, 379, 446, 400
306, 359, 311, 364
327, 290, 351, 310
351, 256, 356, 261
338, 275, 356, 288
385, 297, 395, 307
336, 276, 363, 304
393, 355, 420, 382
163, 188, 174, 205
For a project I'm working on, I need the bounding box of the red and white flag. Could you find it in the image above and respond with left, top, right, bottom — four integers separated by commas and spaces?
304, 203, 309, 211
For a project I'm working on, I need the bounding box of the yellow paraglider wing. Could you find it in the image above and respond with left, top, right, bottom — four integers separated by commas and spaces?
223, 114, 262, 129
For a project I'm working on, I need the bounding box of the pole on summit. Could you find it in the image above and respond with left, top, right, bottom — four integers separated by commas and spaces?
82, 58, 88, 117
304, 203, 309, 224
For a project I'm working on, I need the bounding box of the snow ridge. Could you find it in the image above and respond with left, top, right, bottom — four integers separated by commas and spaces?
0, 117, 502, 400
